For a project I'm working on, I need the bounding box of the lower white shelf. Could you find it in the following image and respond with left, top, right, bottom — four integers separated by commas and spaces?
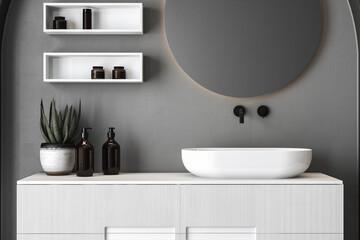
43, 52, 143, 83
44, 79, 142, 83
44, 29, 142, 35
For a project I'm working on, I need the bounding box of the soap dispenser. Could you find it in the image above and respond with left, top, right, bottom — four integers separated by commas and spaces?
76, 128, 94, 177
102, 127, 120, 175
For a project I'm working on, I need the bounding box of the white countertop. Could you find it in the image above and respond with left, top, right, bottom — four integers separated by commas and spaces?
17, 172, 342, 185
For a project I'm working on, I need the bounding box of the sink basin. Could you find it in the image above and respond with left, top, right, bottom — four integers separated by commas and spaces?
181, 148, 312, 179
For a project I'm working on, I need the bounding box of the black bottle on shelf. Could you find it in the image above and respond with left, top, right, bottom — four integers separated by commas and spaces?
76, 128, 94, 177
91, 66, 105, 79
112, 66, 126, 79
53, 16, 67, 29
102, 127, 120, 175
83, 9, 92, 29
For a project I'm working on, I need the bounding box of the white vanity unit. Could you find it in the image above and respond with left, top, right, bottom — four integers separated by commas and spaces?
17, 173, 343, 240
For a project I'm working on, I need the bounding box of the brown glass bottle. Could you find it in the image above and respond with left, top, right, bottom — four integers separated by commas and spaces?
102, 128, 120, 175
76, 128, 94, 177
112, 66, 126, 79
53, 16, 67, 29
91, 66, 105, 79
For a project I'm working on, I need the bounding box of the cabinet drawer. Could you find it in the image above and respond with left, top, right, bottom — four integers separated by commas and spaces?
180, 234, 343, 240
17, 234, 103, 240
17, 185, 180, 233
17, 233, 181, 240
180, 185, 343, 234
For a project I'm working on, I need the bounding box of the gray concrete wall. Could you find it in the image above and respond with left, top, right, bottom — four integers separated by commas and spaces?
1, 0, 358, 239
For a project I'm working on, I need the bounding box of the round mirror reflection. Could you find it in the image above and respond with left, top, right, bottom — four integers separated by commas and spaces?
165, 0, 323, 97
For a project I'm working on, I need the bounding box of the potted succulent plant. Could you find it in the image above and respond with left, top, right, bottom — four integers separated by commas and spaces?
40, 99, 81, 175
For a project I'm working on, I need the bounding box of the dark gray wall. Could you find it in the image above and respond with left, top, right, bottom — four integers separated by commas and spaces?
0, 0, 12, 237
1, 0, 358, 239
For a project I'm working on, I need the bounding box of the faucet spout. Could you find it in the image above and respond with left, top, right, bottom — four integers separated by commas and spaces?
233, 105, 246, 124
239, 108, 245, 123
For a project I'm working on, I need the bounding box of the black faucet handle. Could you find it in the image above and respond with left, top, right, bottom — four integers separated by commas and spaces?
233, 105, 246, 123
257, 105, 269, 118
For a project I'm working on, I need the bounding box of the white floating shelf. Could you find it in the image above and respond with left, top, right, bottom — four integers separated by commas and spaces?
44, 52, 143, 83
43, 3, 143, 35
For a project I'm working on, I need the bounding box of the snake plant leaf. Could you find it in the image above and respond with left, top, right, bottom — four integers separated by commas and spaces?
62, 131, 69, 144
40, 99, 82, 144
55, 107, 60, 137
41, 106, 56, 143
40, 100, 51, 140
55, 108, 59, 125
51, 100, 62, 143
58, 111, 63, 134
63, 105, 68, 122
40, 100, 46, 130
40, 122, 50, 143
49, 99, 54, 133
62, 106, 72, 143
68, 110, 77, 140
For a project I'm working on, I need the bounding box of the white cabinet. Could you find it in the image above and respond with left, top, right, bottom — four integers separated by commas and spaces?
17, 173, 343, 240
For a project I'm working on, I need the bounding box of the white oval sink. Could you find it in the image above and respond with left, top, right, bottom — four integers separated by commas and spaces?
181, 148, 312, 179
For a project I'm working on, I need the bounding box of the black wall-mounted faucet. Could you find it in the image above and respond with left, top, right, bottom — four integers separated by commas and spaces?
233, 105, 246, 123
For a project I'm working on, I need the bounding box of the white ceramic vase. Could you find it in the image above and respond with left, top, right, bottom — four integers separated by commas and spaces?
40, 143, 76, 175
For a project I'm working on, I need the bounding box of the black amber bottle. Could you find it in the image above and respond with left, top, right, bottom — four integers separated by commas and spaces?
102, 128, 120, 175
76, 128, 94, 177
83, 9, 92, 29
53, 16, 67, 29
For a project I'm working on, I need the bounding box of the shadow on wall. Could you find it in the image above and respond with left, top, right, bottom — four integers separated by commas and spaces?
143, 7, 162, 83
144, 7, 162, 34
144, 55, 161, 82
122, 133, 141, 172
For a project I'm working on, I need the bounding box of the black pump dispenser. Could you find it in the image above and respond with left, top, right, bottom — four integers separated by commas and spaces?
82, 127, 92, 139
76, 127, 94, 177
107, 127, 115, 138
102, 127, 120, 175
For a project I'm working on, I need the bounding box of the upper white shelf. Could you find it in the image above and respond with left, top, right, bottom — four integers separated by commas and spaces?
43, 3, 143, 35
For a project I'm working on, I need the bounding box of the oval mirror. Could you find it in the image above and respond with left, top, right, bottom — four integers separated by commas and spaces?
165, 0, 323, 97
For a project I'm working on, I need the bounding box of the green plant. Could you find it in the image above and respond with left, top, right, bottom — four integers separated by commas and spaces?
40, 99, 81, 144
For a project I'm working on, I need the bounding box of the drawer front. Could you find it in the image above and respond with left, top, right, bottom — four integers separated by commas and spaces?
17, 233, 181, 240
17, 234, 103, 240
17, 185, 180, 233
180, 234, 343, 240
181, 185, 343, 234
